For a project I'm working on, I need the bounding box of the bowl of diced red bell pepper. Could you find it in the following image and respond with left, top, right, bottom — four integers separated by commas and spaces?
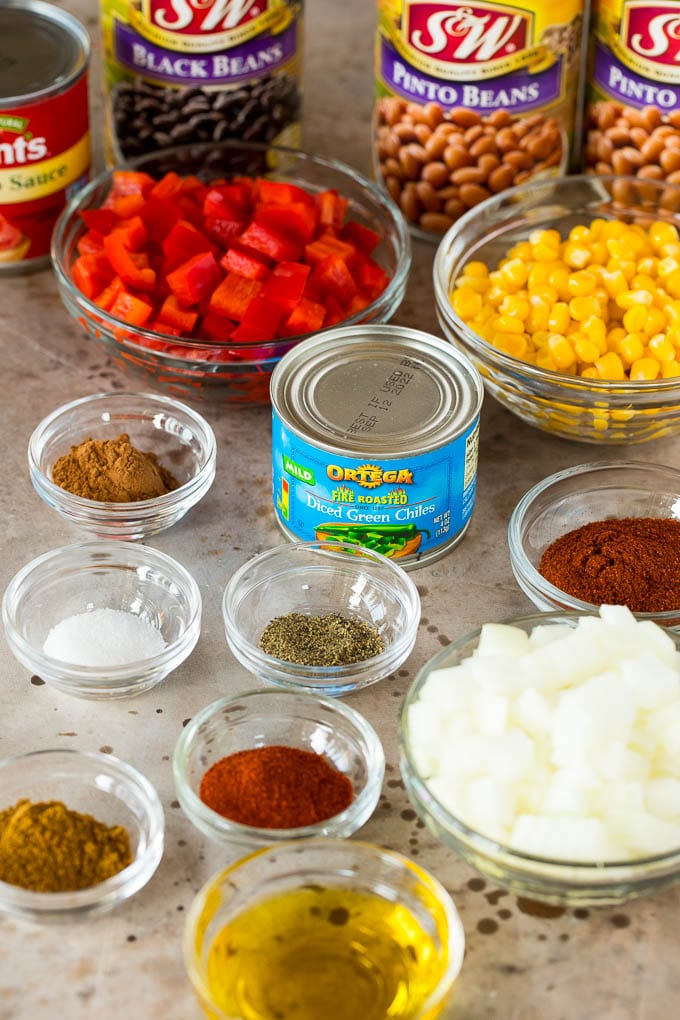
51, 141, 411, 405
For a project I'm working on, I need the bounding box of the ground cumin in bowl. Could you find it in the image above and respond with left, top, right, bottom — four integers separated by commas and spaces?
508, 461, 680, 627
28, 391, 216, 541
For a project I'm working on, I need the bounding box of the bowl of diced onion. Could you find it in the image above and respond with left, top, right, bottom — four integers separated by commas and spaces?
400, 607, 680, 906
433, 174, 680, 443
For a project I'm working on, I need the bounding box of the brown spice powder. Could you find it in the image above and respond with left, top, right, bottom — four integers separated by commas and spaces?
52, 432, 180, 502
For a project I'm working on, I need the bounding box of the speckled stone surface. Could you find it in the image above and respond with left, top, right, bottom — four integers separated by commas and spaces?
1, 2, 679, 1018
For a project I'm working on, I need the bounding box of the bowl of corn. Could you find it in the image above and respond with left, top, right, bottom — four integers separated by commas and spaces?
434, 174, 680, 443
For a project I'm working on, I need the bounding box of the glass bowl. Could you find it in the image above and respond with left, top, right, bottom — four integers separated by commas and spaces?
222, 540, 421, 696
400, 611, 680, 906
184, 839, 465, 1020
433, 174, 680, 443
28, 391, 216, 541
173, 688, 385, 850
51, 141, 411, 407
2, 540, 202, 699
508, 461, 680, 627
0, 748, 163, 923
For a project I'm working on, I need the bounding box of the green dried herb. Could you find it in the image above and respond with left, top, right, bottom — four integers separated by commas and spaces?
258, 612, 384, 667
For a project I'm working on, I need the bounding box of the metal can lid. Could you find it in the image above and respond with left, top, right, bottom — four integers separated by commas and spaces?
271, 325, 483, 456
0, 0, 89, 103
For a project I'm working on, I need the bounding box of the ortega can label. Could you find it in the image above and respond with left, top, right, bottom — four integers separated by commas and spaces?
373, 0, 584, 238
0, 0, 91, 272
585, 0, 680, 184
101, 0, 304, 164
271, 326, 483, 570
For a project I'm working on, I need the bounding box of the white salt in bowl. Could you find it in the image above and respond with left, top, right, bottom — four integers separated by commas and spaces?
2, 541, 201, 699
28, 392, 216, 541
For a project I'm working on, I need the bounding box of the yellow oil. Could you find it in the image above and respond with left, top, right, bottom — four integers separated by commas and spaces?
204, 885, 450, 1020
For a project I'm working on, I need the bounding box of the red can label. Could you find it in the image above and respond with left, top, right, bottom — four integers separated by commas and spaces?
0, 74, 91, 267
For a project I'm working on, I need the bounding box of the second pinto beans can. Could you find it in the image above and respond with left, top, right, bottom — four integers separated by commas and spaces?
270, 325, 483, 570
373, 0, 584, 239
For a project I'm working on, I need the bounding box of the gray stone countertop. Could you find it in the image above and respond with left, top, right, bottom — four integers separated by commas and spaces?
0, 1, 678, 1018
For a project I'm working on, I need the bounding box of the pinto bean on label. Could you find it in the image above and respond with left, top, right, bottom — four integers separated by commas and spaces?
375, 96, 564, 235
586, 101, 680, 206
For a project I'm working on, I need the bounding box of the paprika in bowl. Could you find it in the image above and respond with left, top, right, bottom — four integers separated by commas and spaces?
173, 689, 385, 849
508, 461, 680, 628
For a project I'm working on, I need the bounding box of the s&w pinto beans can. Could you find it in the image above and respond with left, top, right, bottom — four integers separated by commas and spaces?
0, 0, 91, 273
373, 0, 585, 239
100, 0, 304, 165
585, 0, 680, 187
271, 325, 483, 570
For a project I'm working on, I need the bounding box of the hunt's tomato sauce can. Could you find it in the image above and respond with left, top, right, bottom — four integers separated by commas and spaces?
0, 0, 91, 273
585, 1, 680, 189
100, 0, 303, 164
373, 0, 584, 239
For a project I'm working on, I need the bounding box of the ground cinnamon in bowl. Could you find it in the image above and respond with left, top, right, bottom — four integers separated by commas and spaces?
51, 433, 179, 502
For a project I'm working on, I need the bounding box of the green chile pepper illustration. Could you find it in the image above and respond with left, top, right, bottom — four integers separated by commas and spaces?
314, 522, 430, 557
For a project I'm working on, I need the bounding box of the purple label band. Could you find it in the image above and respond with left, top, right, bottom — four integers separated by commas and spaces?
593, 42, 680, 110
114, 21, 298, 87
380, 42, 562, 113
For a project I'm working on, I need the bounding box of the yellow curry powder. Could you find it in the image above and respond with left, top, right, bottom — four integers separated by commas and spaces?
0, 799, 133, 893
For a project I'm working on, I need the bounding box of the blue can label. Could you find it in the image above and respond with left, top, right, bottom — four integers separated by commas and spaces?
272, 409, 480, 563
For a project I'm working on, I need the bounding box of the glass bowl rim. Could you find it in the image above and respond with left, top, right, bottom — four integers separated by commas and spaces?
433, 172, 680, 395
2, 539, 202, 680
51, 139, 412, 365
221, 539, 422, 680
173, 687, 386, 840
28, 390, 217, 511
508, 459, 680, 624
400, 608, 680, 874
0, 747, 164, 916
182, 835, 466, 1018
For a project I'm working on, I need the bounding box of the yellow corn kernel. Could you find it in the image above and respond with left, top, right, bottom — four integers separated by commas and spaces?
567, 271, 597, 297
649, 333, 676, 362
563, 242, 591, 269
649, 221, 679, 251
463, 261, 489, 278
622, 304, 650, 333
535, 349, 558, 371
615, 289, 654, 309
499, 295, 530, 320
630, 357, 661, 380
569, 225, 591, 243
548, 302, 571, 334
549, 268, 571, 300
548, 333, 576, 368
451, 288, 483, 319
580, 366, 600, 379
600, 268, 628, 298
601, 220, 627, 240
496, 333, 528, 358
595, 351, 625, 380
531, 330, 551, 349
632, 273, 657, 293
526, 306, 551, 332
569, 296, 601, 321
530, 284, 559, 305
493, 315, 524, 335
454, 274, 489, 294
666, 268, 680, 298
529, 228, 561, 248
657, 256, 680, 279
645, 306, 668, 335
574, 337, 601, 363
662, 360, 680, 378
587, 241, 608, 265
506, 241, 533, 261
618, 332, 645, 366
636, 257, 658, 277
485, 285, 507, 307
499, 258, 529, 289
582, 314, 607, 345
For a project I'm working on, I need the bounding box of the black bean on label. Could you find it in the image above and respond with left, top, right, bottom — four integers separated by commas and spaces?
112, 72, 301, 158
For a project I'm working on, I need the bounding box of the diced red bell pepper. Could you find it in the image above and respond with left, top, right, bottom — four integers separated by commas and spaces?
256, 180, 315, 207
109, 288, 154, 327
260, 261, 310, 312
238, 221, 303, 263
111, 192, 146, 219
309, 253, 357, 305
80, 208, 116, 235
149, 319, 183, 337
304, 233, 356, 265
220, 247, 271, 280
323, 294, 345, 327
105, 170, 154, 204
140, 195, 183, 243
344, 292, 372, 318
158, 295, 199, 334
240, 295, 285, 340
162, 220, 216, 269
150, 172, 184, 200
94, 276, 125, 311
103, 232, 156, 291
166, 251, 222, 306
72, 252, 114, 300
316, 189, 349, 231
201, 309, 236, 342
341, 220, 380, 254
111, 215, 148, 252
205, 215, 246, 249
231, 322, 272, 342
254, 201, 318, 243
77, 229, 105, 256
280, 297, 326, 337
355, 255, 391, 300
209, 272, 263, 321
204, 184, 252, 221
